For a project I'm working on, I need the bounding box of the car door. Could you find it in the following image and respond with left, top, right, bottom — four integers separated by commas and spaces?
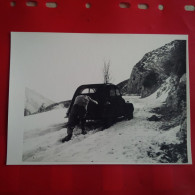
115, 87, 126, 115
108, 86, 123, 117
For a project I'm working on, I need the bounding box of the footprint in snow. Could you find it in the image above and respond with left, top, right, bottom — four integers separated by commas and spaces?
108, 151, 114, 155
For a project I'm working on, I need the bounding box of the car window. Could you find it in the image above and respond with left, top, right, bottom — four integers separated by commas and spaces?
116, 88, 121, 96
81, 88, 96, 94
81, 88, 89, 94
89, 88, 96, 93
110, 88, 116, 96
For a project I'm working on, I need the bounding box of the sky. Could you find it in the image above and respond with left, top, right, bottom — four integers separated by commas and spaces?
10, 33, 187, 102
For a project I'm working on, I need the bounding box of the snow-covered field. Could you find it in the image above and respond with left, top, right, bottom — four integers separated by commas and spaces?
22, 88, 182, 164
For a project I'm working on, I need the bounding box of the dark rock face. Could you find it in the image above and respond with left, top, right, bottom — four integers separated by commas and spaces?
117, 79, 129, 95
166, 74, 186, 111
127, 40, 186, 98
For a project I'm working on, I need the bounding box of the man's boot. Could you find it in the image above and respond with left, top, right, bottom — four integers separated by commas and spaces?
61, 134, 72, 143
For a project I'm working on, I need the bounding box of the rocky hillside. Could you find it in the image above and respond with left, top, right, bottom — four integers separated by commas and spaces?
124, 40, 188, 162
127, 40, 186, 98
44, 100, 71, 112
117, 79, 129, 95
24, 88, 55, 116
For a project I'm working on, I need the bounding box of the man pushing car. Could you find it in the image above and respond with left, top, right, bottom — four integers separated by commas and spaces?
62, 95, 98, 142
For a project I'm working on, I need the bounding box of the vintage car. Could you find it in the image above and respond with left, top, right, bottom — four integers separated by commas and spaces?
67, 83, 134, 120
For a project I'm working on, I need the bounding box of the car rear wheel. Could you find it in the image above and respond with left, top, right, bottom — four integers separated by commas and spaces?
101, 117, 117, 130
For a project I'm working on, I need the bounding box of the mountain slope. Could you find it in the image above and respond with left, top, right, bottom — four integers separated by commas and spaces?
25, 88, 55, 116
44, 100, 71, 112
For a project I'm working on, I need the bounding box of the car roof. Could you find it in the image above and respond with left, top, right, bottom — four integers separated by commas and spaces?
77, 83, 116, 89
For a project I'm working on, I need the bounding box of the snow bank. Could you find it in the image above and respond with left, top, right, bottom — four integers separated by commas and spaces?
123, 77, 171, 110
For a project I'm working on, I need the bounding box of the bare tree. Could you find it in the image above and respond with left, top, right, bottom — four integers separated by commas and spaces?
103, 61, 112, 83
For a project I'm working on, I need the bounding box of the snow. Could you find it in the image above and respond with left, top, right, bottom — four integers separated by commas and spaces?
22, 81, 182, 164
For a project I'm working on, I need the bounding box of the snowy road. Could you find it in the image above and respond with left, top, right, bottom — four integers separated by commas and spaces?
23, 94, 180, 164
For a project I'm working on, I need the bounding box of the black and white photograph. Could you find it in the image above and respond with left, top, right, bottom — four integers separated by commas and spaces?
7, 33, 191, 164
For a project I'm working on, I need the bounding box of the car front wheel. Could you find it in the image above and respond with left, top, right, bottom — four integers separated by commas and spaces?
124, 103, 134, 120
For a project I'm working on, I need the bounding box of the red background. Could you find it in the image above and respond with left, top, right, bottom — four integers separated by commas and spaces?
0, 0, 195, 194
